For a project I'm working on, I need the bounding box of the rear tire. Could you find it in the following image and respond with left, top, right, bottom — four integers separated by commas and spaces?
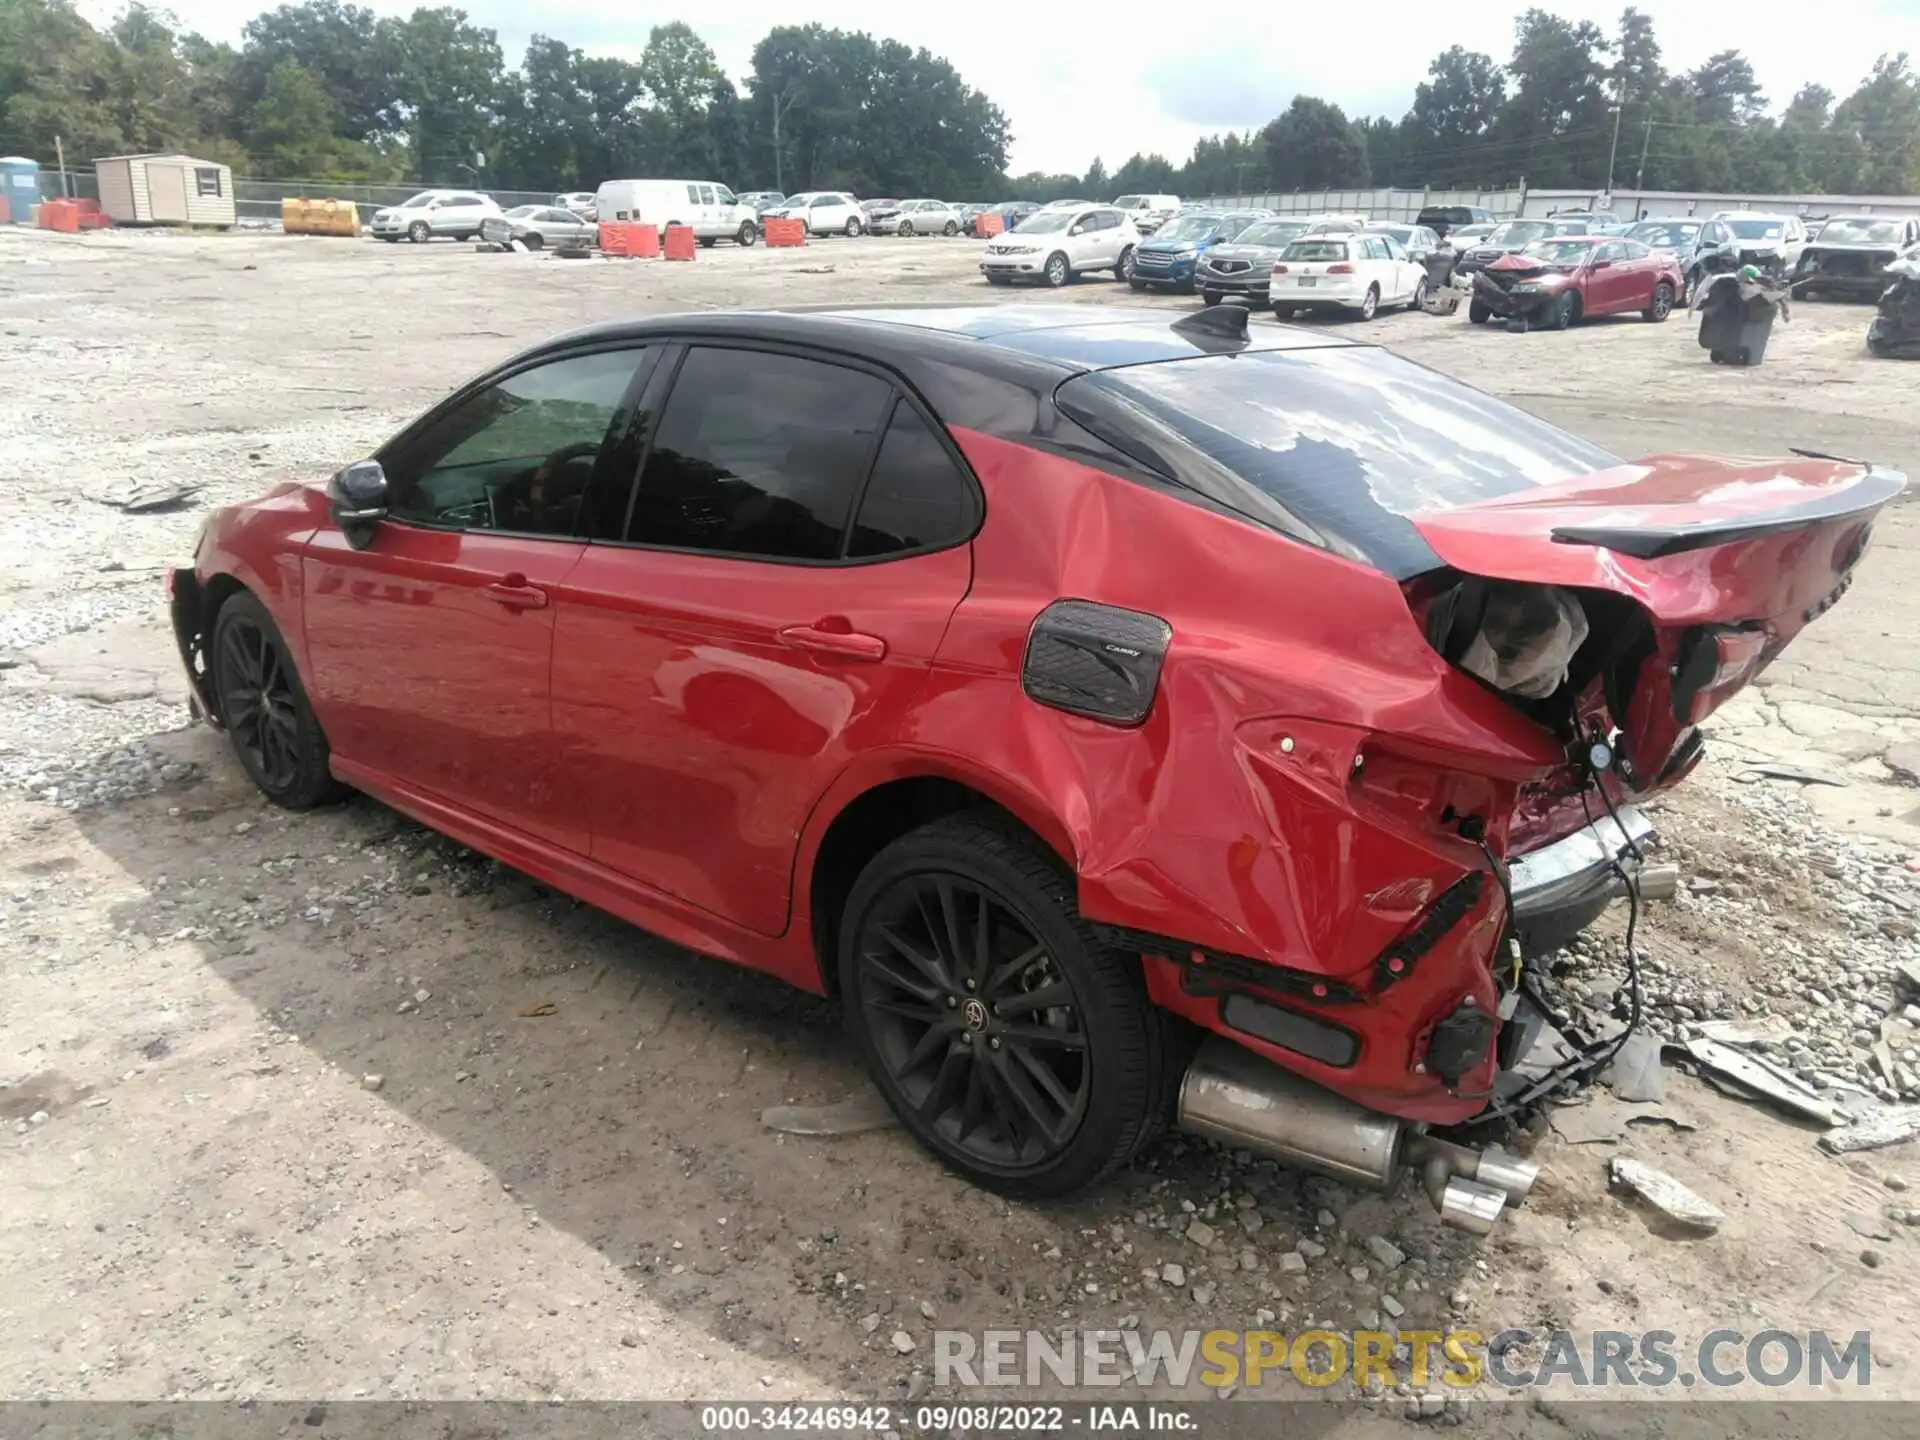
210, 593, 347, 811
1357, 285, 1380, 320
1468, 299, 1491, 324
736, 221, 758, 247
838, 812, 1174, 1198
846, 216, 864, 237
1643, 282, 1674, 322
698, 236, 716, 248
943, 220, 959, 236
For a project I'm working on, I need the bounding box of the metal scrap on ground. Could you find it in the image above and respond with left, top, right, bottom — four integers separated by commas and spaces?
1680, 1036, 1839, 1126
761, 1090, 900, 1136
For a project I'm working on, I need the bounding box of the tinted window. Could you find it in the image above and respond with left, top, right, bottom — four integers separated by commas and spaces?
1062, 348, 1620, 579
387, 349, 644, 535
848, 404, 974, 558
630, 348, 892, 560
1285, 240, 1348, 261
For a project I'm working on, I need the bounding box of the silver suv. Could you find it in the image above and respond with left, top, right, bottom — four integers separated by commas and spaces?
371, 191, 501, 243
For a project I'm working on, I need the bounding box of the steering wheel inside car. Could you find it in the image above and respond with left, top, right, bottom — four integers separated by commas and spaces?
499, 441, 601, 532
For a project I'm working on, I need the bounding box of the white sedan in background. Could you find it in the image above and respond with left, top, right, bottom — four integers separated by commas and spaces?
1269, 232, 1430, 320
872, 199, 964, 236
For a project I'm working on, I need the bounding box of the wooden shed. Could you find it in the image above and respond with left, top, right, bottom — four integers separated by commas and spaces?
94, 153, 236, 228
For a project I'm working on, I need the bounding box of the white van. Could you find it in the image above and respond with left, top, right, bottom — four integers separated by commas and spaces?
592, 179, 761, 246
1112, 193, 1181, 233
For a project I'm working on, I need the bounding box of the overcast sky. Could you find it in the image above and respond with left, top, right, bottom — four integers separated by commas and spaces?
130, 2, 1920, 173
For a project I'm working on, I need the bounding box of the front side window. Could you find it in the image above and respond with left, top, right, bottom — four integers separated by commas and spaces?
385, 349, 644, 536
699, 184, 718, 204
629, 348, 893, 561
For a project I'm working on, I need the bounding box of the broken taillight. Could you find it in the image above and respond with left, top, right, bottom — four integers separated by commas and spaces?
1672, 626, 1769, 725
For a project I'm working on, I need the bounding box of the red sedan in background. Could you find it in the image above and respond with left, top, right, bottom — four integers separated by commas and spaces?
1471, 236, 1685, 328
167, 304, 1897, 1223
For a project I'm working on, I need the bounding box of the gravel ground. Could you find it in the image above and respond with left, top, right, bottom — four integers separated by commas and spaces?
3, 225, 1919, 1420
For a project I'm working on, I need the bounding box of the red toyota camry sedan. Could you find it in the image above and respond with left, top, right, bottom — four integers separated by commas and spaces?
168, 304, 1898, 1223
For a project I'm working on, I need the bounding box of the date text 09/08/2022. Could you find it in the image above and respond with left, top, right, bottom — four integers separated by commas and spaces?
699, 1406, 1191, 1433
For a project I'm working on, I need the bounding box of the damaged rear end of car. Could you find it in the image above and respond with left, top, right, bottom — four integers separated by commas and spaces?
1033, 331, 1901, 1228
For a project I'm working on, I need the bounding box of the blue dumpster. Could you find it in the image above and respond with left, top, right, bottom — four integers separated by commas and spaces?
0, 157, 41, 224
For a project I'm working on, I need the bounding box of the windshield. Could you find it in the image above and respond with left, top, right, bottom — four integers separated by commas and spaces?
1525, 239, 1598, 264
1628, 221, 1698, 248
1062, 348, 1619, 579
1817, 217, 1904, 244
1234, 221, 1307, 247
1153, 215, 1220, 243
1725, 217, 1785, 239
1487, 220, 1552, 247
1114, 195, 1145, 208
1014, 212, 1074, 233
1282, 240, 1348, 262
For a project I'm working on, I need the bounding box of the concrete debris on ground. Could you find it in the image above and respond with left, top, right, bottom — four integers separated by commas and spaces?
1820, 1106, 1920, 1154
1608, 1157, 1727, 1233
1549, 1094, 1697, 1144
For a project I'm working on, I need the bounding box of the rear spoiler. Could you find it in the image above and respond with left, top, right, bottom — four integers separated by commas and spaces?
1551, 468, 1906, 559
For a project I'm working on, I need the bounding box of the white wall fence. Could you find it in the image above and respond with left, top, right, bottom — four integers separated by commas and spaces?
1197, 185, 1920, 223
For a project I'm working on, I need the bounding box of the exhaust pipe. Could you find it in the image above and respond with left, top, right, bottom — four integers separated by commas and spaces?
1176, 1038, 1540, 1233
1611, 861, 1679, 902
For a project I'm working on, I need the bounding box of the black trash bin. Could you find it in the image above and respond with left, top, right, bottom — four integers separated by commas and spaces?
1693, 272, 1789, 366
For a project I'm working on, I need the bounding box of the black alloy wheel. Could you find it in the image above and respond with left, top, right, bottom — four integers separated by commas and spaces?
212, 595, 345, 809
840, 813, 1177, 1196
856, 872, 1089, 1171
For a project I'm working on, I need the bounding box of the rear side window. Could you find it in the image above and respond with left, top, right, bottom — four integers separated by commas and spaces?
848, 403, 975, 558
629, 348, 892, 560
1062, 348, 1619, 578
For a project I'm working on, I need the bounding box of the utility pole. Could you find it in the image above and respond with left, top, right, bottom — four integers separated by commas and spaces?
1633, 114, 1654, 193
1605, 103, 1623, 200
771, 88, 799, 194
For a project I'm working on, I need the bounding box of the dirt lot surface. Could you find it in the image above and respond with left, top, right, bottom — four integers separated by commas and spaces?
4, 226, 1920, 1426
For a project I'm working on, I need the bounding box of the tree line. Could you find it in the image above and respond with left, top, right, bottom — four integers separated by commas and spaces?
0, 2, 1011, 195
2, 3, 1914, 201
1024, 9, 1919, 201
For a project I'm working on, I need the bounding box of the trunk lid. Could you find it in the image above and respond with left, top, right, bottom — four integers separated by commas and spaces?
1411, 454, 1903, 789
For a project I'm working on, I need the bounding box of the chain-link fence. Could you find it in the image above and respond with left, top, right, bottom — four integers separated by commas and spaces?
1193, 187, 1523, 221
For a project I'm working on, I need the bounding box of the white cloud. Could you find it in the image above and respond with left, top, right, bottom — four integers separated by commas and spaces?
132, 1, 1918, 173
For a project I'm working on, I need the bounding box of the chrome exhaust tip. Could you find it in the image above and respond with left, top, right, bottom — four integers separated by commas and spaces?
1175, 1039, 1541, 1234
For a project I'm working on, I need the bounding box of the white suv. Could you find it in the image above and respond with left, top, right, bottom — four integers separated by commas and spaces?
764, 192, 866, 236
370, 190, 501, 243
981, 205, 1140, 288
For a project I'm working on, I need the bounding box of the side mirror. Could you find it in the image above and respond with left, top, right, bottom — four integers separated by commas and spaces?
1069, 224, 1085, 236
328, 460, 388, 550
1591, 258, 1612, 270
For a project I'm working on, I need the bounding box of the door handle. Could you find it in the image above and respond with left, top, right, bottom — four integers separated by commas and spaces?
779, 622, 887, 661
484, 573, 548, 610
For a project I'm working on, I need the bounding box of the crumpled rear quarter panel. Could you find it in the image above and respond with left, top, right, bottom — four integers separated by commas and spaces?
929, 430, 1567, 1122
